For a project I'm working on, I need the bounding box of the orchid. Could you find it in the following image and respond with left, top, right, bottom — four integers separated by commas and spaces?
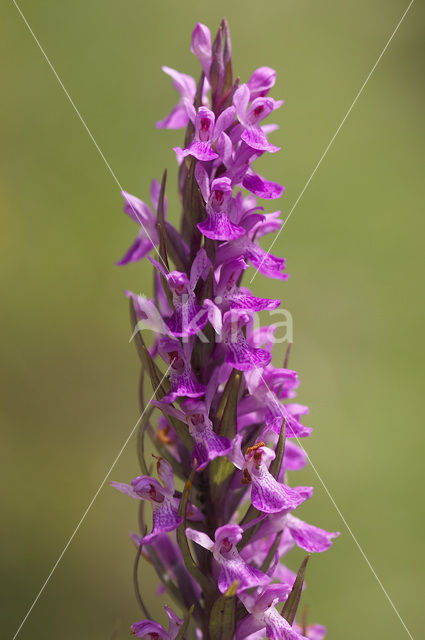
131, 605, 184, 639
111, 19, 339, 639
186, 524, 269, 594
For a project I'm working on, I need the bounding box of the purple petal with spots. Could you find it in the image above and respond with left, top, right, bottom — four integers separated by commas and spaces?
198, 212, 245, 241
174, 140, 218, 162
163, 368, 206, 403
245, 242, 288, 280
250, 471, 307, 513
228, 287, 281, 311
138, 498, 183, 545
241, 126, 280, 153
225, 336, 271, 371
131, 620, 170, 639
218, 556, 269, 594
264, 609, 309, 640
245, 97, 276, 126
166, 299, 208, 337
191, 427, 231, 470
286, 514, 340, 553
243, 171, 285, 199
245, 446, 309, 513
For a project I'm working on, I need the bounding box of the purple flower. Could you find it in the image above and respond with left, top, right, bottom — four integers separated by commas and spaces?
186, 524, 269, 594
222, 309, 272, 371
156, 66, 197, 130
191, 23, 212, 78
131, 605, 184, 639
240, 442, 310, 513
233, 83, 282, 154
247, 66, 277, 99
195, 165, 245, 241
157, 336, 205, 403
113, 19, 338, 639
174, 104, 235, 162
149, 248, 210, 336
154, 398, 232, 471
216, 257, 281, 311
242, 169, 285, 199
126, 291, 169, 342
236, 584, 310, 640
216, 223, 289, 281
117, 181, 162, 265
110, 458, 182, 545
260, 513, 340, 554
244, 367, 313, 438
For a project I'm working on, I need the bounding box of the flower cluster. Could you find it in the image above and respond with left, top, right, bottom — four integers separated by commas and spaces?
111, 19, 339, 640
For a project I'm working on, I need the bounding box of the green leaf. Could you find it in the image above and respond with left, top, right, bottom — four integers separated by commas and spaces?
283, 341, 292, 368
164, 220, 189, 272
261, 530, 283, 573
182, 158, 204, 259
136, 406, 154, 475
156, 169, 170, 269
281, 554, 310, 625
237, 504, 262, 550
136, 507, 186, 613
176, 462, 215, 597
209, 456, 235, 505
147, 544, 186, 610
269, 418, 286, 479
130, 300, 192, 450
133, 544, 151, 618
214, 369, 241, 436
221, 18, 233, 96
210, 23, 224, 111
209, 371, 241, 502
155, 169, 174, 308
194, 71, 204, 110
154, 168, 188, 272
129, 299, 169, 397
156, 221, 173, 309
208, 581, 237, 640
218, 371, 240, 439
175, 605, 195, 640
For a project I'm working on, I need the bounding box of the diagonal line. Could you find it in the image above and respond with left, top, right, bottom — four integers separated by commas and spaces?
12, 0, 169, 273
250, 0, 415, 284
11, 366, 171, 640
293, 441, 414, 639
254, 364, 414, 639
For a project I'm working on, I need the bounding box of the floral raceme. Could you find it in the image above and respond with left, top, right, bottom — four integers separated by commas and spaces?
111, 19, 339, 640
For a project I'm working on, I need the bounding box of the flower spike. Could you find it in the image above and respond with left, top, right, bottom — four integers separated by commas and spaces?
111, 18, 339, 639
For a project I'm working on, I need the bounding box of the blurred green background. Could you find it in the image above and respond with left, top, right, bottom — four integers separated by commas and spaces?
1, 1, 424, 638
